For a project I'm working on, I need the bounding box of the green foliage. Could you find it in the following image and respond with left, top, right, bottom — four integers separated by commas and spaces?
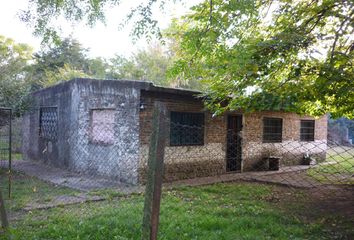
31, 37, 93, 87
43, 64, 90, 87
0, 35, 33, 113
168, 0, 354, 118
17, 0, 354, 117
31, 37, 180, 88
107, 44, 178, 87
20, 0, 173, 44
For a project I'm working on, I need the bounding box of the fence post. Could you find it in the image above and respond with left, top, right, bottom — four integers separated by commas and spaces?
141, 102, 167, 240
0, 188, 8, 229
8, 108, 12, 199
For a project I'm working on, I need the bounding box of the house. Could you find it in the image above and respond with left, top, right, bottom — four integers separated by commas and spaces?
22, 78, 328, 185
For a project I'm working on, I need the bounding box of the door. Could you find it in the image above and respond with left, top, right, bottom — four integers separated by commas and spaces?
226, 115, 242, 172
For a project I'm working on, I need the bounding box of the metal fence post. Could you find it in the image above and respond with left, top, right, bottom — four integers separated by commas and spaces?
141, 102, 167, 240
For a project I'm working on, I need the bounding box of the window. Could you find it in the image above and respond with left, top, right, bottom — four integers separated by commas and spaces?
300, 120, 315, 141
170, 112, 204, 146
263, 117, 283, 143
90, 109, 115, 145
39, 107, 58, 140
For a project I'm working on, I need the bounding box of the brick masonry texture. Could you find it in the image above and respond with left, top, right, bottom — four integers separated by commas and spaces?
138, 91, 328, 183
242, 112, 328, 170
138, 90, 226, 183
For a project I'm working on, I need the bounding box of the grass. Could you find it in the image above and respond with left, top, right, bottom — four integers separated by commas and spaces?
0, 169, 78, 211
1, 182, 352, 240
308, 147, 354, 184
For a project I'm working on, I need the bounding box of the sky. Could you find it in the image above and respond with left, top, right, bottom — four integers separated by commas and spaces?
0, 0, 201, 58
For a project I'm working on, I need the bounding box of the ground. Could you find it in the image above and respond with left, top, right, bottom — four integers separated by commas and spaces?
307, 147, 354, 184
0, 173, 353, 239
0, 147, 353, 239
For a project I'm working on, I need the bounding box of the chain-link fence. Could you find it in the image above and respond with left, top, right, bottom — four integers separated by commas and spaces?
0, 105, 353, 239
0, 108, 12, 201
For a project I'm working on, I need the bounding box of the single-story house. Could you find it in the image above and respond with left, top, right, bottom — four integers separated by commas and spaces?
22, 78, 327, 184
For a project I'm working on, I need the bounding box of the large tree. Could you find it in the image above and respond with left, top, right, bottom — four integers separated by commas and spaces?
107, 44, 176, 87
168, 0, 354, 118
31, 37, 110, 87
21, 0, 354, 117
31, 37, 90, 86
0, 35, 33, 113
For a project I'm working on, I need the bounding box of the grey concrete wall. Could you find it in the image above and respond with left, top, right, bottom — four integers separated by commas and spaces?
69, 79, 144, 184
22, 81, 73, 168
23, 78, 151, 184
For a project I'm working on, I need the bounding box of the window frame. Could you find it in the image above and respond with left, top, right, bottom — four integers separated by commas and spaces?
300, 120, 315, 142
39, 106, 58, 141
170, 111, 205, 146
263, 117, 283, 143
89, 108, 116, 145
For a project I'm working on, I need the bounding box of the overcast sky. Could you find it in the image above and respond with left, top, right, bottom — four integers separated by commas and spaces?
0, 0, 201, 58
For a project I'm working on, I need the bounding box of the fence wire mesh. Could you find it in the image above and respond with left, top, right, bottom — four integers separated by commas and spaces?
0, 108, 12, 200
0, 106, 353, 239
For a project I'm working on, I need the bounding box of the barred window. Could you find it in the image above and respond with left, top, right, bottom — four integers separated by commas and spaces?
170, 112, 204, 146
90, 109, 115, 145
39, 107, 58, 140
263, 117, 283, 143
300, 120, 315, 141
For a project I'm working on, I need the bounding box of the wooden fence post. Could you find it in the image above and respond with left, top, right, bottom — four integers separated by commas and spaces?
0, 188, 9, 229
141, 102, 167, 240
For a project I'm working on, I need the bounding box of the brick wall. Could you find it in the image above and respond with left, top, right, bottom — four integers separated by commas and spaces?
139, 92, 328, 182
138, 90, 226, 183
242, 111, 328, 170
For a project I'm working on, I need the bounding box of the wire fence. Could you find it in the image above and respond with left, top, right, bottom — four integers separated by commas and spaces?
0, 105, 353, 239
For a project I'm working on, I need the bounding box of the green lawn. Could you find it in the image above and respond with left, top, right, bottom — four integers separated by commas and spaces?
308, 147, 354, 184
1, 181, 352, 239
0, 169, 78, 211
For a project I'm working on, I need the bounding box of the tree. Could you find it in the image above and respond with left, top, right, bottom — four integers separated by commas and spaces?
0, 35, 33, 113
31, 37, 90, 87
168, 0, 354, 118
20, 0, 171, 43
107, 44, 175, 87
31, 37, 110, 87
43, 64, 90, 87
22, 0, 354, 117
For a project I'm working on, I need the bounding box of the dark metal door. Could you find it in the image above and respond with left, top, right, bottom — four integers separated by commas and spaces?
226, 115, 242, 172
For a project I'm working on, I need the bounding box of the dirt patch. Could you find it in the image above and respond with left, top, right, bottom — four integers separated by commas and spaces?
270, 185, 354, 239
306, 185, 354, 219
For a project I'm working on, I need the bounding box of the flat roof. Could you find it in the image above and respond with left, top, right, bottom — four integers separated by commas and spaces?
32, 78, 201, 97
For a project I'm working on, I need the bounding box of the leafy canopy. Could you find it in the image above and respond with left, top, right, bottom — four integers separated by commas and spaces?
32, 37, 177, 88
20, 0, 170, 43
168, 0, 354, 118
21, 0, 354, 118
0, 35, 33, 113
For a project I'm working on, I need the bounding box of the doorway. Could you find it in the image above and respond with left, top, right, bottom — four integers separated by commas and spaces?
226, 115, 242, 172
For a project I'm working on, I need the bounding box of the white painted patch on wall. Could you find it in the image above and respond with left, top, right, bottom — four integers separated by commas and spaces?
90, 109, 116, 145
